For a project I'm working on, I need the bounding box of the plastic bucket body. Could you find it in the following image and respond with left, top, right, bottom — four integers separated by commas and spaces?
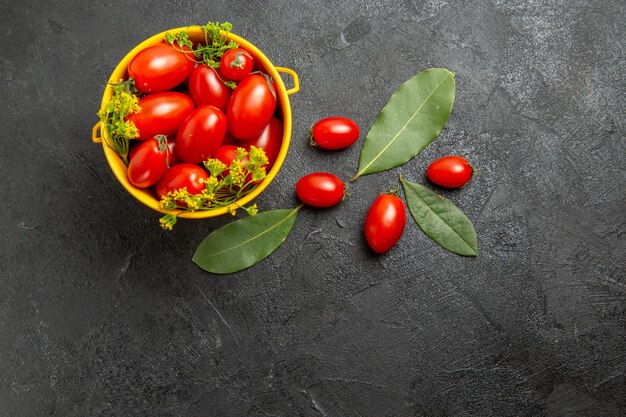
92, 26, 299, 218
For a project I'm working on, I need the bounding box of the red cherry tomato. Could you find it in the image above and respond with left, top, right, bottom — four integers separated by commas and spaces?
129, 138, 180, 165
219, 48, 254, 81
126, 92, 194, 141
128, 43, 195, 93
127, 136, 170, 188
188, 65, 232, 111
227, 74, 277, 140
295, 172, 345, 208
311, 117, 360, 150
175, 105, 227, 164
364, 193, 406, 254
426, 156, 473, 188
238, 117, 282, 167
156, 164, 209, 198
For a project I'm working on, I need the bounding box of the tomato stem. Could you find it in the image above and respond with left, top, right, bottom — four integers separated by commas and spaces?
308, 123, 318, 147
385, 186, 401, 197
210, 67, 236, 89
342, 181, 350, 201
261, 73, 276, 99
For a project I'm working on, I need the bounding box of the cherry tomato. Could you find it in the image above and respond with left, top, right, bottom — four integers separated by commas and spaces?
364, 193, 406, 254
238, 117, 282, 168
128, 43, 195, 93
426, 156, 473, 188
295, 172, 344, 208
156, 163, 209, 198
188, 65, 232, 111
126, 92, 194, 141
219, 48, 254, 81
311, 117, 360, 150
130, 138, 181, 165
227, 74, 277, 140
127, 136, 170, 188
175, 105, 227, 164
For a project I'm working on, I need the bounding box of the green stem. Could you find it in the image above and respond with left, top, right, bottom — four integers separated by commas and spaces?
349, 173, 361, 183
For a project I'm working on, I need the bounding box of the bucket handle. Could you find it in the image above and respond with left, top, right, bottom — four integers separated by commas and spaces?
92, 122, 103, 143
275, 67, 300, 95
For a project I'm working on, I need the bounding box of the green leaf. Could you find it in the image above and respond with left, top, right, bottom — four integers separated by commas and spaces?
351, 68, 456, 181
401, 177, 477, 256
193, 207, 301, 274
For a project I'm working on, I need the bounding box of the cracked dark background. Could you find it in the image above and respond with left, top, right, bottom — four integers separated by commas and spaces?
1, 0, 625, 416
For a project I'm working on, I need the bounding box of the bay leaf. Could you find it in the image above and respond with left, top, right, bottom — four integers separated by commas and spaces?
401, 177, 477, 256
193, 206, 301, 274
351, 68, 456, 181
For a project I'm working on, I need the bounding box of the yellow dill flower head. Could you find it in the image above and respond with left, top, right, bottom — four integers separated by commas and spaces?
124, 120, 139, 139
159, 219, 173, 231
228, 161, 246, 186
159, 195, 177, 210
159, 214, 177, 231
229, 160, 243, 174
251, 166, 267, 183
249, 146, 269, 167
204, 159, 227, 177
203, 176, 220, 193
228, 206, 238, 216
185, 195, 201, 211
235, 147, 248, 161
200, 189, 215, 202
119, 91, 132, 102
128, 95, 141, 113
246, 204, 258, 216
170, 187, 189, 201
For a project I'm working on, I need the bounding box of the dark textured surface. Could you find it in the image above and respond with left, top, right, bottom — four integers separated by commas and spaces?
1, 0, 625, 415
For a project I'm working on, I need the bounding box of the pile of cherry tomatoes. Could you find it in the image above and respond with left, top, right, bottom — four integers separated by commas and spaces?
120, 41, 282, 200
296, 116, 473, 254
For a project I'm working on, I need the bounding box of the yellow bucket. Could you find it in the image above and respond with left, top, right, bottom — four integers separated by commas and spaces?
92, 26, 299, 218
